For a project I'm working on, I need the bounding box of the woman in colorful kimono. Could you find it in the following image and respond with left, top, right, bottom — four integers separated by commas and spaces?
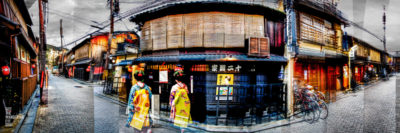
170, 67, 191, 133
169, 66, 189, 121
126, 70, 152, 133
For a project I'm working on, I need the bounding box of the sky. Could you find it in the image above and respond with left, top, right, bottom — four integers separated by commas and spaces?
26, 0, 400, 52
26, 0, 143, 49
337, 0, 399, 52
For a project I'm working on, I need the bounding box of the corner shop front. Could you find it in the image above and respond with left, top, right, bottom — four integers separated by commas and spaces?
134, 54, 287, 126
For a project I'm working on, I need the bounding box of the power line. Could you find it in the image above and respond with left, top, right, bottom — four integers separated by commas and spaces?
49, 8, 95, 23
47, 11, 94, 26
64, 2, 147, 47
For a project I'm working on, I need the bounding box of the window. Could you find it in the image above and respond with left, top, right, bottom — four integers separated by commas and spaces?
300, 13, 335, 46
0, 0, 4, 15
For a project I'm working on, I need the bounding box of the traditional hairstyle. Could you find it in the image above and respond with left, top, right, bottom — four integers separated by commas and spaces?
134, 70, 145, 82
173, 64, 184, 82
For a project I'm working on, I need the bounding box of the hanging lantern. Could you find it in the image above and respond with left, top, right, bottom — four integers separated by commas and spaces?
2, 65, 10, 76
127, 66, 132, 72
32, 64, 36, 69
86, 66, 91, 72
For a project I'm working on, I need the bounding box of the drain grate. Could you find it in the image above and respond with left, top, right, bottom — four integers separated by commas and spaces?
74, 86, 83, 88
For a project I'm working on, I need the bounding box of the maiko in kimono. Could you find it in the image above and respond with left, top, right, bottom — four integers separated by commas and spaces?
126, 70, 152, 133
170, 66, 192, 133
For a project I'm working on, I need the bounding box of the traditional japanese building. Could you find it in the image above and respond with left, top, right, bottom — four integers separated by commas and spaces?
129, 0, 287, 131
65, 31, 138, 82
393, 52, 400, 73
1, 0, 38, 126
285, 0, 347, 111
347, 35, 388, 84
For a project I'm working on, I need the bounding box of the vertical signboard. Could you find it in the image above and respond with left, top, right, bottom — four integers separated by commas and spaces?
159, 70, 168, 83
216, 74, 234, 100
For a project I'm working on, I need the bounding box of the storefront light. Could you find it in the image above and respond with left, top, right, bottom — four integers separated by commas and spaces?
223, 55, 237, 61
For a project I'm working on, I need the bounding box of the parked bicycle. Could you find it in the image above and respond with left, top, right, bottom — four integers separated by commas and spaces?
293, 85, 329, 123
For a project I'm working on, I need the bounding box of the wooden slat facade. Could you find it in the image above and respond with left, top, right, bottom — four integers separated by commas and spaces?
141, 12, 267, 51
167, 15, 184, 49
184, 13, 204, 48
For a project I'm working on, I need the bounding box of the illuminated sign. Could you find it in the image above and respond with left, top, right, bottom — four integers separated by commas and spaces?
210, 64, 241, 73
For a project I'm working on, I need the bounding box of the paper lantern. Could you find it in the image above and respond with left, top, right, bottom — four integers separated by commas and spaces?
127, 66, 132, 72
2, 66, 10, 76
86, 68, 90, 72
32, 64, 36, 69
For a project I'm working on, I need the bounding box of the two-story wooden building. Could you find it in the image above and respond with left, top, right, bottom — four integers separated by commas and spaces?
347, 35, 389, 84
65, 31, 138, 82
1, 0, 38, 126
285, 0, 347, 112
129, 0, 287, 130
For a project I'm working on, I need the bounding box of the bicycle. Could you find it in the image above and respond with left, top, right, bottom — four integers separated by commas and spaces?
294, 86, 319, 123
314, 91, 328, 120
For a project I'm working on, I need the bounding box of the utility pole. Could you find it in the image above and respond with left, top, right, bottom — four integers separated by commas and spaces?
104, 0, 114, 75
60, 19, 64, 75
383, 5, 387, 52
38, 0, 48, 104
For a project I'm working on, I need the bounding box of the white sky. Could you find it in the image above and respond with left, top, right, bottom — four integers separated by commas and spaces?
26, 0, 400, 52
27, 0, 143, 49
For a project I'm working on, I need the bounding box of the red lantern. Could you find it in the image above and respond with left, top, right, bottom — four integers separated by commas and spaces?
88, 66, 91, 69
32, 64, 36, 69
2, 66, 10, 76
127, 67, 132, 72
86, 68, 90, 72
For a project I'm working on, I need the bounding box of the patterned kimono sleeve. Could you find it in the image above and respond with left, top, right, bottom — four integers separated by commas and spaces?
172, 90, 180, 107
169, 85, 178, 106
127, 85, 138, 111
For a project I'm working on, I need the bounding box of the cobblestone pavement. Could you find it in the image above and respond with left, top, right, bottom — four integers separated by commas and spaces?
33, 75, 95, 133
33, 75, 179, 133
264, 76, 397, 133
32, 75, 397, 133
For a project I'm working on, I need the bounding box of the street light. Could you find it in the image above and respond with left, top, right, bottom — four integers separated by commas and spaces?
348, 45, 358, 91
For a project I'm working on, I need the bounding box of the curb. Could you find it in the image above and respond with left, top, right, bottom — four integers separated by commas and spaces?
335, 78, 389, 102
13, 85, 40, 133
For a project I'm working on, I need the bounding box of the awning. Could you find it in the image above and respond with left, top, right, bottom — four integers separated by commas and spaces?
72, 59, 92, 66
0, 15, 20, 30
134, 54, 287, 63
298, 47, 325, 58
114, 60, 133, 66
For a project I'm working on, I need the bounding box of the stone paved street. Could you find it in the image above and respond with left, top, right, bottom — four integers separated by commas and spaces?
33, 75, 95, 133
31, 74, 398, 133
263, 75, 397, 133
33, 75, 179, 133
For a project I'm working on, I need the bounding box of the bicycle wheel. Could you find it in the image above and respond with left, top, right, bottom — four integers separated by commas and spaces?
319, 102, 328, 119
310, 100, 320, 121
302, 104, 315, 124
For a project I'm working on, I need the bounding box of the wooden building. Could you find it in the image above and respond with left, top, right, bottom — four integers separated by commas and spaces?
346, 35, 387, 84
129, 0, 287, 130
109, 35, 139, 102
1, 0, 38, 126
65, 31, 137, 82
285, 0, 347, 112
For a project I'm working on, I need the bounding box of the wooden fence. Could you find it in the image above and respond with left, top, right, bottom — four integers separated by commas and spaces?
20, 74, 37, 107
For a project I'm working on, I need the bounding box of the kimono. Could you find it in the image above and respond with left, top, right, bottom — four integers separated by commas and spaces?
169, 83, 189, 120
171, 88, 192, 128
126, 84, 152, 130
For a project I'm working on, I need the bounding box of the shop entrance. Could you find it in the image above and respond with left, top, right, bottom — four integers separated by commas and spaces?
326, 66, 337, 102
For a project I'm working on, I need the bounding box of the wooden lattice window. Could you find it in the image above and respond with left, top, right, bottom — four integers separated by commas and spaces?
300, 13, 335, 46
